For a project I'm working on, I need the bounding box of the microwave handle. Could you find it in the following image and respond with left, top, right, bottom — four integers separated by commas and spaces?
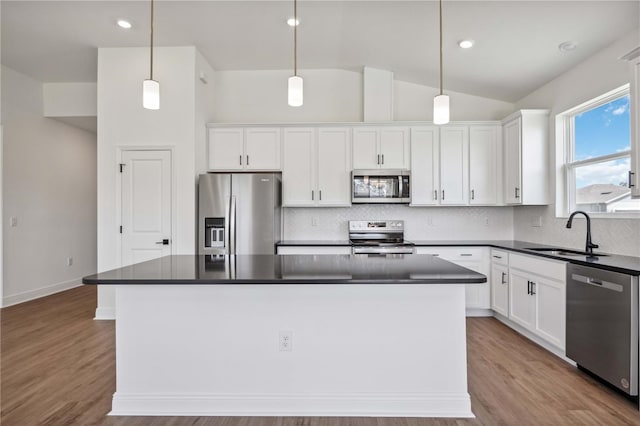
399, 175, 403, 198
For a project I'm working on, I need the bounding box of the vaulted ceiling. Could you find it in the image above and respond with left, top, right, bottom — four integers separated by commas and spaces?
2, 1, 639, 102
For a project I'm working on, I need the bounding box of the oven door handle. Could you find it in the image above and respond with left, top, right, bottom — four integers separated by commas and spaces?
352, 246, 415, 255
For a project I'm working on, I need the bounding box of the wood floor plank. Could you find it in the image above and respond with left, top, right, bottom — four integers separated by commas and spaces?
1, 286, 639, 425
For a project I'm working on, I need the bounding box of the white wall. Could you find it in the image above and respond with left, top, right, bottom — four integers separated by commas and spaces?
1, 66, 97, 306
96, 46, 214, 318
513, 29, 640, 256
212, 68, 515, 124
43, 83, 97, 117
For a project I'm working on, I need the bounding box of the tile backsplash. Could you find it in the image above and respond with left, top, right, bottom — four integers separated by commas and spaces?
283, 205, 515, 241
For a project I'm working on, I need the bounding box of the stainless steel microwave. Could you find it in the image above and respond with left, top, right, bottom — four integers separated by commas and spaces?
352, 170, 411, 203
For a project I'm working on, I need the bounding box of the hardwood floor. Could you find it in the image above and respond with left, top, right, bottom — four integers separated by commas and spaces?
2, 285, 639, 425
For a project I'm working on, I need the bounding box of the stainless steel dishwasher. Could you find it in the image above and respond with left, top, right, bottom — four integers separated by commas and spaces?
566, 263, 639, 396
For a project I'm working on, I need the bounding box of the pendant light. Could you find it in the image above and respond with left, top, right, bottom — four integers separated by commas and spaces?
288, 0, 303, 107
143, 0, 160, 110
433, 0, 449, 124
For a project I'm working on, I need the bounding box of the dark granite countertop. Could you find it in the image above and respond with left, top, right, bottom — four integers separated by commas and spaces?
276, 240, 640, 275
82, 254, 486, 285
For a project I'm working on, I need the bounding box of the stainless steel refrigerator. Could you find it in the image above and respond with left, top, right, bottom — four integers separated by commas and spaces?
198, 173, 281, 255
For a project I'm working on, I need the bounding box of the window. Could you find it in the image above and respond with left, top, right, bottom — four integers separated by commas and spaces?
561, 86, 640, 216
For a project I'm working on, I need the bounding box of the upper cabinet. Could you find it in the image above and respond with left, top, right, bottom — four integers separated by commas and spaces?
353, 127, 409, 169
208, 127, 281, 171
625, 50, 640, 197
282, 127, 352, 207
502, 110, 550, 205
410, 124, 500, 206
469, 125, 501, 205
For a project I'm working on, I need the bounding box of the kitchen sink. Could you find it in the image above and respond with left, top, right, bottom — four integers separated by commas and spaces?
525, 247, 608, 257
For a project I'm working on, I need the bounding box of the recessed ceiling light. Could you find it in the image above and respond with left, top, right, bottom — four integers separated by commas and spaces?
458, 40, 474, 49
558, 41, 578, 52
287, 17, 300, 27
117, 19, 132, 29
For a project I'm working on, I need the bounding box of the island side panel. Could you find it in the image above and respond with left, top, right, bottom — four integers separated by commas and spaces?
112, 283, 472, 417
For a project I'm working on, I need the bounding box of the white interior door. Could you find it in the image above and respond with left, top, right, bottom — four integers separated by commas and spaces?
121, 150, 172, 266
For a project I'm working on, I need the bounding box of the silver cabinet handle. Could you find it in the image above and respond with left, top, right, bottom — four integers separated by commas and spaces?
319, 190, 322, 201
460, 253, 473, 257
434, 190, 438, 200
311, 190, 314, 201
493, 255, 502, 259
155, 239, 170, 245
501, 272, 507, 284
246, 155, 249, 166
377, 154, 380, 165
382, 154, 385, 164
442, 190, 445, 201
471, 189, 475, 200
239, 155, 242, 166
531, 281, 536, 295
515, 187, 520, 199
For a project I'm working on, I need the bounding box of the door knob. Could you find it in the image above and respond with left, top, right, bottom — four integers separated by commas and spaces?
155, 239, 170, 245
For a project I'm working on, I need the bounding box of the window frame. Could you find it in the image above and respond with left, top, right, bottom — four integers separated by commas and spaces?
557, 84, 638, 218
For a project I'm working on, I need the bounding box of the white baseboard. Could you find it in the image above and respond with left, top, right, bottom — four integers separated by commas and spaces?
94, 306, 116, 320
466, 308, 493, 317
2, 278, 82, 307
110, 392, 474, 417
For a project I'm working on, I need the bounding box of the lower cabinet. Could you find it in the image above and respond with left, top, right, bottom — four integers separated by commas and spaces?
508, 253, 566, 350
490, 262, 509, 317
276, 246, 352, 255
414, 247, 491, 314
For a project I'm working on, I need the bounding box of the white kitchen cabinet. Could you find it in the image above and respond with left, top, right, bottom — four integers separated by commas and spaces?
508, 252, 566, 350
208, 127, 281, 171
352, 127, 409, 169
439, 126, 469, 205
469, 125, 501, 205
410, 126, 439, 205
490, 249, 509, 317
282, 128, 316, 206
502, 110, 549, 205
282, 127, 352, 207
624, 51, 640, 197
414, 246, 491, 315
277, 246, 352, 255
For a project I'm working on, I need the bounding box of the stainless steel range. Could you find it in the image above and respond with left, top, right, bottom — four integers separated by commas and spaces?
349, 220, 415, 255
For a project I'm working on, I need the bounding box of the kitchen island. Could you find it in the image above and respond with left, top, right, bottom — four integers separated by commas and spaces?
83, 254, 486, 418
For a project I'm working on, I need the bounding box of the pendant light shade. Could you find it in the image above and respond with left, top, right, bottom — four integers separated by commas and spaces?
433, 94, 449, 125
143, 79, 160, 110
143, 0, 159, 110
288, 75, 303, 107
288, 0, 303, 107
433, 0, 449, 124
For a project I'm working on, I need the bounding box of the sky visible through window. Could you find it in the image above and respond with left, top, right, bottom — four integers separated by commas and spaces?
574, 95, 630, 188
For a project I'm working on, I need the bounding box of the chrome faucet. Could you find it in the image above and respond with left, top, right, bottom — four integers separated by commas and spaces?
566, 211, 599, 255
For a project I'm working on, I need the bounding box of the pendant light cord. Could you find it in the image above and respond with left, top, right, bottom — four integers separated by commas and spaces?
294, 0, 298, 76
439, 0, 443, 96
150, 0, 155, 80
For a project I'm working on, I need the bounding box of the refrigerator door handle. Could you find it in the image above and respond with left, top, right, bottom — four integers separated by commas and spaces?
224, 196, 231, 253
229, 196, 237, 254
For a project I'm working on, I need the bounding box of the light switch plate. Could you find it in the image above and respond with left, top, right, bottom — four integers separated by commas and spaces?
10, 216, 17, 227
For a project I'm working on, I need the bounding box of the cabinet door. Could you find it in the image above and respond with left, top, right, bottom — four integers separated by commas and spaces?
439, 126, 469, 205
503, 118, 522, 204
208, 128, 244, 170
534, 277, 566, 350
469, 126, 499, 205
379, 127, 409, 169
245, 128, 281, 170
509, 269, 535, 330
317, 128, 352, 206
282, 128, 316, 206
352, 128, 379, 169
491, 263, 509, 317
410, 127, 439, 205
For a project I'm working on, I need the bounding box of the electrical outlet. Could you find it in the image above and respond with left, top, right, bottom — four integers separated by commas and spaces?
66, 257, 73, 267
10, 216, 18, 227
279, 331, 293, 352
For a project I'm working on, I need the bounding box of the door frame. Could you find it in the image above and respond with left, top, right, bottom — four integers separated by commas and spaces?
115, 146, 176, 267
